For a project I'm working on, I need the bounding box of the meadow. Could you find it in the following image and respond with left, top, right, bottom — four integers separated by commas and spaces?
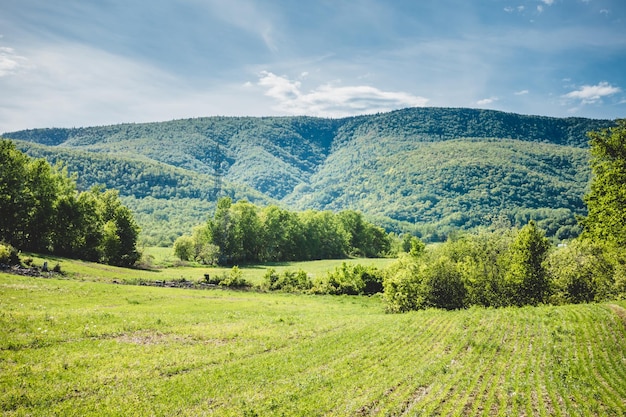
23, 248, 395, 286
2, 265, 626, 416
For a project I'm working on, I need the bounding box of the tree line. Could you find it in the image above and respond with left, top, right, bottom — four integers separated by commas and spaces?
174, 197, 392, 265
0, 140, 140, 266
383, 220, 624, 312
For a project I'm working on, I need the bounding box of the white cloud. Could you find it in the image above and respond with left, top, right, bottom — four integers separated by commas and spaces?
0, 46, 27, 77
258, 71, 302, 100
563, 82, 621, 104
537, 5, 544, 13
257, 71, 428, 117
541, 0, 554, 5
476, 97, 499, 105
514, 90, 529, 95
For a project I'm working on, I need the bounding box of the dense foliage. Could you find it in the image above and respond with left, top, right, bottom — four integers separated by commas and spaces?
4, 108, 614, 245
174, 197, 391, 265
286, 138, 590, 241
581, 119, 626, 247
383, 221, 626, 312
0, 140, 140, 266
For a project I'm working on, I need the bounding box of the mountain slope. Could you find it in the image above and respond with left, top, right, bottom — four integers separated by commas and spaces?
284, 137, 590, 240
3, 107, 616, 243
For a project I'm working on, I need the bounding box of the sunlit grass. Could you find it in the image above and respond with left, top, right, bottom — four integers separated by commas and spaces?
22, 250, 396, 286
2, 272, 626, 416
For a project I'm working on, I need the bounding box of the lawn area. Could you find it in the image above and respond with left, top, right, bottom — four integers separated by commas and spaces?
2, 272, 626, 416
23, 249, 396, 286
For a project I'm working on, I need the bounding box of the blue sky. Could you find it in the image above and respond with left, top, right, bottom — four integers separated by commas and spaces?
1, 0, 625, 131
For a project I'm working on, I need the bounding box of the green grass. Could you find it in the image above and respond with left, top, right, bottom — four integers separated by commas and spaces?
2, 271, 626, 416
23, 250, 395, 286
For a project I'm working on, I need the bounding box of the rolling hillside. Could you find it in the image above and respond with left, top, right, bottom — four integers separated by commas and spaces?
3, 107, 615, 244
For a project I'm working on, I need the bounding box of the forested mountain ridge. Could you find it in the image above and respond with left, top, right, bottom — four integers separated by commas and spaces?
3, 107, 616, 244
7, 116, 341, 200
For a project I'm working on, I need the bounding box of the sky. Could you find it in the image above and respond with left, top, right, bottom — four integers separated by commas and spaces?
1, 0, 625, 132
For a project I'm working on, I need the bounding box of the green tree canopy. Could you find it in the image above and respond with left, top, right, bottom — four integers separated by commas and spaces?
504, 221, 551, 306
582, 119, 626, 247
0, 140, 140, 266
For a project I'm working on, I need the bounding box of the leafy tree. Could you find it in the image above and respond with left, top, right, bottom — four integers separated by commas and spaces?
504, 221, 551, 306
338, 210, 367, 256
1, 140, 37, 247
73, 190, 106, 261
207, 197, 239, 264
409, 235, 426, 258
173, 235, 195, 261
300, 210, 350, 260
22, 159, 59, 252
452, 229, 514, 308
231, 200, 263, 263
581, 119, 626, 247
260, 205, 303, 261
97, 190, 140, 267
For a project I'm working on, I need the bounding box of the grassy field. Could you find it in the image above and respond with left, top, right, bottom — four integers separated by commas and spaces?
23, 249, 395, 286
2, 269, 626, 416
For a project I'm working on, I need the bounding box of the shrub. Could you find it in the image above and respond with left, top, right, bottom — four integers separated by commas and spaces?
208, 266, 251, 288
262, 268, 312, 292
312, 263, 384, 295
547, 239, 618, 304
383, 255, 424, 313
0, 242, 20, 265
420, 256, 467, 310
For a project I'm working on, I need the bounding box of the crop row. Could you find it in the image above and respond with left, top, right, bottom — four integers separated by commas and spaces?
1, 274, 625, 415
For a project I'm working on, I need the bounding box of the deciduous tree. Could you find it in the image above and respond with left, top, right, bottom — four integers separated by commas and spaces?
582, 119, 626, 247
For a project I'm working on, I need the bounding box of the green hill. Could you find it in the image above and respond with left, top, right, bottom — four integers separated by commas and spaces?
3, 107, 615, 244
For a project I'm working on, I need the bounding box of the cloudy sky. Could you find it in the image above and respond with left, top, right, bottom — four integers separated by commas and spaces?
1, 0, 625, 132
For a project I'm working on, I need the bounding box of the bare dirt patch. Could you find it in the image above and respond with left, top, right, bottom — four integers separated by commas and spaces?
115, 331, 229, 346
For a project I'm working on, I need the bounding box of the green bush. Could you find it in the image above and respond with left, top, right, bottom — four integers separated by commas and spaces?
421, 256, 467, 310
547, 239, 618, 304
262, 268, 312, 292
208, 266, 251, 288
311, 262, 384, 295
383, 255, 424, 313
0, 242, 20, 265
